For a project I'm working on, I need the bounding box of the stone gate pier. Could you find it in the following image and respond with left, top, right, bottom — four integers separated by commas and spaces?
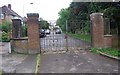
11, 13, 40, 54
90, 13, 112, 48
27, 13, 40, 54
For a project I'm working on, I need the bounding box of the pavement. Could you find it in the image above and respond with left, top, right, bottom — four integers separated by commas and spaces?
39, 50, 119, 73
15, 54, 37, 73
0, 42, 10, 54
1, 53, 37, 73
0, 42, 37, 73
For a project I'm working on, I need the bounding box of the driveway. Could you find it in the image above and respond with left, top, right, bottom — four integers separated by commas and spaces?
0, 42, 37, 73
38, 50, 119, 73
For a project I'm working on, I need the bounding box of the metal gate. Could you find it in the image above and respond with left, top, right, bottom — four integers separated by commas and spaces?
40, 30, 68, 53
40, 20, 91, 54
66, 20, 91, 50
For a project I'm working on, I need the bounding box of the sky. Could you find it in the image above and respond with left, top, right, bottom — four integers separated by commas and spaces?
0, 0, 72, 21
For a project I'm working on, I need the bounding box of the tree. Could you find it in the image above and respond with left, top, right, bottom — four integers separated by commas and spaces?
57, 2, 120, 35
39, 19, 50, 29
56, 8, 70, 32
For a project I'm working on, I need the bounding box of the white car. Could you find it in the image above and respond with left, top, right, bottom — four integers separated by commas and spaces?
45, 29, 50, 34
55, 29, 62, 34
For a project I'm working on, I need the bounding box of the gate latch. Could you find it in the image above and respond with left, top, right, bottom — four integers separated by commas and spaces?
65, 35, 67, 39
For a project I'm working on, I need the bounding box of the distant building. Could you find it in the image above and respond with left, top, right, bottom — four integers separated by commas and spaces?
0, 4, 22, 24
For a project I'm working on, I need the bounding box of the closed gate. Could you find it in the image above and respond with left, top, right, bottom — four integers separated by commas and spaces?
40, 20, 91, 54
40, 30, 68, 53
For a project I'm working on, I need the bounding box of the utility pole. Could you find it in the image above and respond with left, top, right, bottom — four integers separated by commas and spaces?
66, 20, 68, 33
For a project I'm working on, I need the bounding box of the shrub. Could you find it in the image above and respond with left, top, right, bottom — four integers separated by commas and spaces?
22, 24, 27, 37
0, 22, 12, 33
0, 31, 10, 42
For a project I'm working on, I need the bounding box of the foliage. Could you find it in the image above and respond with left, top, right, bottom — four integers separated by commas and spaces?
66, 33, 91, 42
91, 48, 120, 57
57, 2, 120, 35
0, 22, 11, 42
90, 48, 100, 54
22, 24, 27, 37
0, 31, 10, 42
84, 21, 90, 34
104, 7, 120, 35
39, 19, 50, 29
99, 48, 120, 57
0, 22, 12, 33
56, 8, 70, 32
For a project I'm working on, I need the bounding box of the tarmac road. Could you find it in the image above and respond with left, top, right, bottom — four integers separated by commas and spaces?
39, 50, 119, 73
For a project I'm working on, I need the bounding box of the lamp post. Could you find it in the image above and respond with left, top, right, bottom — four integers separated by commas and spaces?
22, 2, 33, 37
23, 2, 34, 17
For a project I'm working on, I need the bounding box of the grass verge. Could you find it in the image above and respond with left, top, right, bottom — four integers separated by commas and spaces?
35, 54, 40, 74
66, 33, 91, 42
91, 48, 120, 57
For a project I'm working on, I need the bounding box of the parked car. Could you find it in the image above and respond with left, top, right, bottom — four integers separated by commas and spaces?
55, 29, 61, 34
45, 29, 50, 34
40, 29, 46, 38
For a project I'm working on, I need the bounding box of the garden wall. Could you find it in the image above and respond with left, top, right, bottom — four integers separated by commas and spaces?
11, 38, 28, 53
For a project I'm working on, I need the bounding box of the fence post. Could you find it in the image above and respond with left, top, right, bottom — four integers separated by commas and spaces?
65, 20, 68, 51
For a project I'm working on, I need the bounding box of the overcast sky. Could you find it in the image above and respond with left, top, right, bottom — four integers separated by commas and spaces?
0, 0, 72, 21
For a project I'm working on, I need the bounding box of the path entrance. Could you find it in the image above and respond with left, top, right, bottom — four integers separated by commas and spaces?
40, 25, 91, 54
40, 31, 67, 53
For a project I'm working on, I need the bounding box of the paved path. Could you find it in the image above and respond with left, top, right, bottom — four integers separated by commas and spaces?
0, 42, 38, 73
16, 55, 37, 73
1, 53, 37, 73
38, 50, 119, 73
0, 42, 10, 54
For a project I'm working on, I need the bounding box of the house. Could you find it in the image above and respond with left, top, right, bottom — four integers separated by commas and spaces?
0, 4, 22, 24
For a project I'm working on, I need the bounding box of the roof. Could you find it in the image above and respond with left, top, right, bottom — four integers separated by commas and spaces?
0, 5, 22, 19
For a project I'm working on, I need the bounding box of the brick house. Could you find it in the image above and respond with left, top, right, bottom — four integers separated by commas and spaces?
0, 4, 22, 24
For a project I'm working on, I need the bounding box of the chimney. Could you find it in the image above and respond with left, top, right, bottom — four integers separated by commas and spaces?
8, 4, 11, 9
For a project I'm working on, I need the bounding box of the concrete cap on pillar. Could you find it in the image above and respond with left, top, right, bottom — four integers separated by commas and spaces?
90, 13, 103, 20
90, 13, 103, 17
27, 13, 39, 18
12, 19, 21, 21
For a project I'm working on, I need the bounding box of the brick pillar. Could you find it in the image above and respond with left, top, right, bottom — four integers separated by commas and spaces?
27, 13, 40, 54
12, 19, 22, 38
90, 13, 105, 48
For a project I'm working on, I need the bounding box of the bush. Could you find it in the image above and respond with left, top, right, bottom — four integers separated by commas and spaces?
0, 22, 11, 42
84, 21, 90, 34
22, 24, 27, 37
0, 22, 12, 33
0, 31, 10, 42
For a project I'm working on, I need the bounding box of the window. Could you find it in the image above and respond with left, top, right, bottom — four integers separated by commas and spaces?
0, 14, 4, 19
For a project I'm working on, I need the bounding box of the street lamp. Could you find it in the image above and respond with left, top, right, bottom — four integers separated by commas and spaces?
23, 2, 34, 17
22, 2, 33, 37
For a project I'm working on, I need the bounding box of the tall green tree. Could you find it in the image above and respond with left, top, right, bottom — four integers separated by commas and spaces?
57, 2, 120, 34
56, 8, 70, 31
